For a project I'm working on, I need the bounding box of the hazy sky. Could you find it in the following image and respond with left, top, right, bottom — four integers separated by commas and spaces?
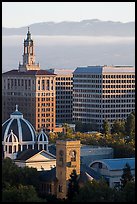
2, 2, 135, 28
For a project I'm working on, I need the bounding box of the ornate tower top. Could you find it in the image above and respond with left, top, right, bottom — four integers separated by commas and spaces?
19, 27, 40, 72
26, 27, 32, 41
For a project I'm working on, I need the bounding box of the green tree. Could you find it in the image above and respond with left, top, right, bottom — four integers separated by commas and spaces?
102, 119, 110, 136
62, 123, 73, 137
122, 181, 135, 202
67, 169, 79, 201
73, 179, 115, 202
120, 163, 134, 189
2, 158, 39, 190
75, 121, 84, 132
111, 119, 125, 135
125, 112, 135, 138
2, 184, 46, 202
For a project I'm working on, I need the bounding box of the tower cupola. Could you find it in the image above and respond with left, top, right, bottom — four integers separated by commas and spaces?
18, 27, 40, 72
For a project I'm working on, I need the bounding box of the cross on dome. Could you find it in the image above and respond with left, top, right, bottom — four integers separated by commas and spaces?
15, 104, 18, 111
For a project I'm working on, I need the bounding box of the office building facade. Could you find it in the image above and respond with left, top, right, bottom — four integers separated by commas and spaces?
73, 65, 135, 131
55, 69, 73, 124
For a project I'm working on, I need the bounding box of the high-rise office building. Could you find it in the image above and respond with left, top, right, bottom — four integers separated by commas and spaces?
55, 69, 73, 124
73, 65, 135, 131
2, 28, 56, 132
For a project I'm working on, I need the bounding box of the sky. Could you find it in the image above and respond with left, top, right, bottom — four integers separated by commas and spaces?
2, 2, 135, 28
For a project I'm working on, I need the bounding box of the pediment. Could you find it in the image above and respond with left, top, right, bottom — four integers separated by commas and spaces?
27, 150, 56, 162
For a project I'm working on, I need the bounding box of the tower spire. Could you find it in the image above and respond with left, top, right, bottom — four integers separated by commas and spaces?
18, 27, 40, 72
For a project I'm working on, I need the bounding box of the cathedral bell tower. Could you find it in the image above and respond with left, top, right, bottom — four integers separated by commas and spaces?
19, 27, 40, 72
56, 140, 81, 199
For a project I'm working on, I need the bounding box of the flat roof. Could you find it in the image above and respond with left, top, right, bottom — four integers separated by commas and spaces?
2, 69, 56, 76
74, 65, 135, 74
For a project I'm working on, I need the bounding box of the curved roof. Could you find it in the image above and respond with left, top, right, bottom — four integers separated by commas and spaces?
90, 158, 135, 171
37, 129, 49, 143
2, 106, 36, 143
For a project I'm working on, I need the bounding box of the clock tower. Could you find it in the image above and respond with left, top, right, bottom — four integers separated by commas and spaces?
19, 27, 40, 72
56, 140, 81, 199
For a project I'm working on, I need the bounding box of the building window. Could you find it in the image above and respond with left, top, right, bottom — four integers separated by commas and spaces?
59, 185, 63, 193
70, 150, 76, 161
14, 145, 16, 153
98, 163, 102, 169
59, 150, 64, 165
46, 184, 52, 193
9, 146, 12, 153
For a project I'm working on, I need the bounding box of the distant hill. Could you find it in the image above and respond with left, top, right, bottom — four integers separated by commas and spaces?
2, 19, 135, 36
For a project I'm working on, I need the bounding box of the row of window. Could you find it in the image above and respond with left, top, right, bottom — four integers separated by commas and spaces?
73, 113, 130, 118
74, 74, 134, 79
73, 79, 102, 84
56, 82, 73, 85
56, 77, 72, 81
74, 93, 134, 99
37, 111, 54, 116
74, 79, 134, 84
56, 96, 72, 100
103, 85, 134, 88
56, 86, 73, 90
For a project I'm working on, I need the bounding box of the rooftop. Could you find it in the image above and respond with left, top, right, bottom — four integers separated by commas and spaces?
2, 69, 56, 76
90, 158, 135, 171
74, 65, 135, 74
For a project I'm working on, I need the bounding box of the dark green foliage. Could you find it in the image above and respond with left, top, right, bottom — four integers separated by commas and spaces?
2, 185, 46, 202
125, 112, 135, 138
2, 157, 39, 190
73, 180, 115, 202
2, 157, 46, 202
111, 119, 125, 134
102, 119, 110, 135
73, 179, 135, 202
67, 169, 79, 201
113, 143, 135, 158
120, 163, 134, 189
122, 181, 135, 202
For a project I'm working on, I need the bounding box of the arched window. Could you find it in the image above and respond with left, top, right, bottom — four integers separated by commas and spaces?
70, 150, 76, 162
59, 185, 63, 192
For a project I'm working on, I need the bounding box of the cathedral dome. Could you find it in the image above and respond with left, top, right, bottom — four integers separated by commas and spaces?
37, 129, 49, 151
37, 129, 49, 143
2, 105, 36, 143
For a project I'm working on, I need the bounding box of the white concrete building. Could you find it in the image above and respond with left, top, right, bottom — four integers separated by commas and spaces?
90, 158, 135, 188
73, 65, 135, 131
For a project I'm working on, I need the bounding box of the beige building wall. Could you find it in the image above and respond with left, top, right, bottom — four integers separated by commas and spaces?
56, 140, 80, 199
2, 73, 56, 132
15, 160, 56, 171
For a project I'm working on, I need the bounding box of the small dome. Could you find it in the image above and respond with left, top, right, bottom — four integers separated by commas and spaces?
2, 105, 36, 143
37, 129, 49, 143
5, 130, 18, 143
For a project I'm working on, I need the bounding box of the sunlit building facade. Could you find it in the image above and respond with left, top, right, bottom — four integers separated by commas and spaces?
2, 29, 56, 132
73, 65, 135, 131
